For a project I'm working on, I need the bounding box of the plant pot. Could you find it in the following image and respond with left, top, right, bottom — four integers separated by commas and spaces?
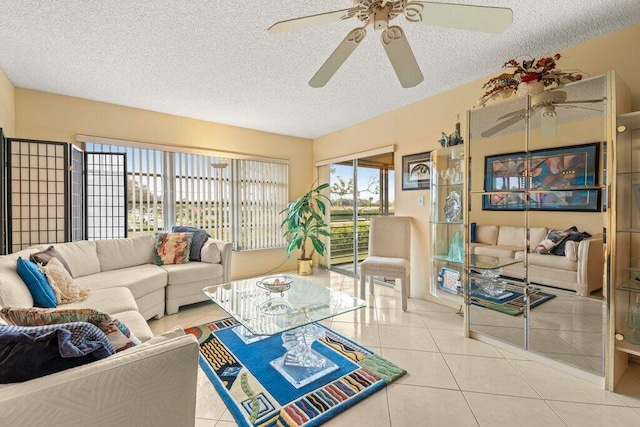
297, 259, 313, 276
516, 81, 545, 97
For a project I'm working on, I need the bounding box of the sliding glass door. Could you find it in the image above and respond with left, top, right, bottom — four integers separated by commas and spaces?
329, 154, 394, 276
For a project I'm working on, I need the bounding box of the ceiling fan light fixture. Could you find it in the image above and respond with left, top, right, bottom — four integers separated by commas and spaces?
372, 2, 391, 30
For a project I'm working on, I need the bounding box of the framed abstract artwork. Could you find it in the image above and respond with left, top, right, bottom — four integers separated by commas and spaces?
483, 143, 601, 212
402, 151, 432, 190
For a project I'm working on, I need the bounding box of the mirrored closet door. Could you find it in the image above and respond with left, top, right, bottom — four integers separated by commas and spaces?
466, 74, 609, 378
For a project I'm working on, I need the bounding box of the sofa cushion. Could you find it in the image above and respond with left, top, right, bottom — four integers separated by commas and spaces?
474, 245, 521, 259
0, 322, 114, 384
113, 310, 154, 342
16, 258, 57, 308
62, 287, 139, 316
201, 239, 221, 264
75, 264, 167, 300
160, 262, 224, 286
29, 246, 72, 275
153, 233, 193, 265
39, 258, 90, 304
529, 227, 548, 251
497, 226, 525, 248
96, 236, 154, 272
476, 225, 499, 245
469, 242, 489, 254
172, 226, 211, 262
515, 252, 577, 271
52, 241, 101, 278
0, 307, 140, 353
0, 259, 34, 308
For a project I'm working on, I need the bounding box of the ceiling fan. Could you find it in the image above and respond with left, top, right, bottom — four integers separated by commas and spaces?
268, 1, 513, 88
481, 91, 604, 138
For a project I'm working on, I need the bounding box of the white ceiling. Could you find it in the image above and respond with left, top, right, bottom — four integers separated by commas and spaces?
0, 1, 639, 140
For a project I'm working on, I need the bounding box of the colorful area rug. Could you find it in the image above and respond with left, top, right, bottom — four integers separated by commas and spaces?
469, 283, 555, 316
185, 318, 405, 427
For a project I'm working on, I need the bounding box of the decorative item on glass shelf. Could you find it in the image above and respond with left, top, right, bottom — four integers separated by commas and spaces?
440, 160, 464, 185
444, 190, 461, 222
439, 115, 464, 147
447, 231, 464, 263
477, 54, 584, 107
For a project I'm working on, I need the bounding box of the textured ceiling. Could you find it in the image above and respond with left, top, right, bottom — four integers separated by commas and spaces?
0, 1, 639, 139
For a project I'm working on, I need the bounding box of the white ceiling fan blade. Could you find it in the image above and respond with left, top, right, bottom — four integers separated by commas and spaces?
481, 115, 525, 138
405, 2, 513, 34
557, 105, 603, 113
555, 98, 604, 105
309, 27, 366, 88
496, 108, 527, 121
541, 112, 557, 138
268, 8, 359, 34
381, 26, 424, 88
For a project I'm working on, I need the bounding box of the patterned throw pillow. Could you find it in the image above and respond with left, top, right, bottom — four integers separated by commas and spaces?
534, 229, 570, 254
153, 232, 193, 265
171, 226, 211, 262
0, 307, 140, 352
39, 257, 90, 304
29, 245, 72, 275
16, 257, 57, 308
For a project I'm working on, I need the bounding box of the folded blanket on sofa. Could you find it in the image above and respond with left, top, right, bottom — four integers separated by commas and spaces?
0, 322, 114, 383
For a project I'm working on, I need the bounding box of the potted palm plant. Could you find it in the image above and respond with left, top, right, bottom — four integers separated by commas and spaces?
280, 181, 331, 275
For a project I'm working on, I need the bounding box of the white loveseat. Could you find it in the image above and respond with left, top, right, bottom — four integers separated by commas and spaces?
470, 225, 603, 296
0, 235, 233, 425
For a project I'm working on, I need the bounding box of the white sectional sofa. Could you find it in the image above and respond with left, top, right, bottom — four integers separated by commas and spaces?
15, 235, 232, 320
0, 235, 233, 425
470, 225, 603, 296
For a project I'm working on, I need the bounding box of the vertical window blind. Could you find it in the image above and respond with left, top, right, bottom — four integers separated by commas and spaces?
85, 141, 288, 251
237, 159, 288, 250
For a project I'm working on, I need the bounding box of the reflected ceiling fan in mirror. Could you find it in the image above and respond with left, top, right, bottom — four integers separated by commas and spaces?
268, 1, 513, 88
481, 91, 604, 138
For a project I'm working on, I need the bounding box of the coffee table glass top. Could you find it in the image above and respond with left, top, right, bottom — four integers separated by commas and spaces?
202, 275, 366, 336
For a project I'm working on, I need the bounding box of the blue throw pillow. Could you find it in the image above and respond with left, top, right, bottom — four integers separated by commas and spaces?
470, 222, 477, 243
171, 226, 211, 262
16, 257, 57, 308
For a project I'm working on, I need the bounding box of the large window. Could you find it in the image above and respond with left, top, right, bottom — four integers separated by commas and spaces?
86, 141, 288, 251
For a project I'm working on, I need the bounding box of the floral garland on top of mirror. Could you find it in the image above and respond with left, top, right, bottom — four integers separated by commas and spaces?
477, 54, 585, 107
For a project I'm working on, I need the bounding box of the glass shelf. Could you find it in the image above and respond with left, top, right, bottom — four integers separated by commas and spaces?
616, 339, 640, 357
432, 254, 464, 265
430, 220, 464, 225
618, 269, 640, 292
433, 183, 464, 189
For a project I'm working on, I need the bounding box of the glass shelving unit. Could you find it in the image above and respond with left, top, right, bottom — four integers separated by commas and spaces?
429, 144, 465, 304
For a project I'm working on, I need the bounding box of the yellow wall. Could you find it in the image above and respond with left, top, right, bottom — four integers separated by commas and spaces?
313, 23, 640, 300
0, 68, 15, 136
14, 89, 314, 279
4, 23, 640, 295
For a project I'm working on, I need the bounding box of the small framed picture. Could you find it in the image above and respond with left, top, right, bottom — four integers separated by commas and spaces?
402, 151, 432, 190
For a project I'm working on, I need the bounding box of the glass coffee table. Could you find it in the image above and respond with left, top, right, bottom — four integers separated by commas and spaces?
202, 274, 366, 388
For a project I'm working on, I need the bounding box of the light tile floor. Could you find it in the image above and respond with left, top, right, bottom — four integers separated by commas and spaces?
148, 270, 640, 427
